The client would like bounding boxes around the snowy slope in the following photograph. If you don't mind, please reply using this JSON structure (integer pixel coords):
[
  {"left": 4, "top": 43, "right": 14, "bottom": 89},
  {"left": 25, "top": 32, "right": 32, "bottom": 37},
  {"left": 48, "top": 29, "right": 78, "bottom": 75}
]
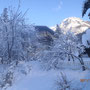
[
  {"left": 8, "top": 69, "right": 90, "bottom": 90},
  {"left": 51, "top": 17, "right": 90, "bottom": 35}
]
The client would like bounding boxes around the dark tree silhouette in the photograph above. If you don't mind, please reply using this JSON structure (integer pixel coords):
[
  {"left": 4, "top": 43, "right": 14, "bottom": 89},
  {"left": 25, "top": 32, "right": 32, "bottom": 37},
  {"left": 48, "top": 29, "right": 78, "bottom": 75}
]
[{"left": 82, "top": 0, "right": 90, "bottom": 18}]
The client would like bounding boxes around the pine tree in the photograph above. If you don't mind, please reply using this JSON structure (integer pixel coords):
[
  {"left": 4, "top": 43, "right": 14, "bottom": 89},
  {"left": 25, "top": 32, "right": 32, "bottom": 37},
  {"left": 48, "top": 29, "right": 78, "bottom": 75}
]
[
  {"left": 56, "top": 24, "right": 62, "bottom": 34},
  {"left": 2, "top": 8, "right": 8, "bottom": 23}
]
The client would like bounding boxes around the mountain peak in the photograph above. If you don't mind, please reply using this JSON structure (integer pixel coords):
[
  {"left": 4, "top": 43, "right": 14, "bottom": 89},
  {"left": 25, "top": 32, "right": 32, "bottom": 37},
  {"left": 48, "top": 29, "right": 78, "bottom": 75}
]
[
  {"left": 63, "top": 17, "right": 83, "bottom": 22},
  {"left": 51, "top": 17, "right": 90, "bottom": 35}
]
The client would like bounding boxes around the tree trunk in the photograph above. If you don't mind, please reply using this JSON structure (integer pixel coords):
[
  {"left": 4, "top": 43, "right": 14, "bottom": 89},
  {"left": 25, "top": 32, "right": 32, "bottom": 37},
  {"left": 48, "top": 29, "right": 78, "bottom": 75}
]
[{"left": 79, "top": 56, "right": 86, "bottom": 71}]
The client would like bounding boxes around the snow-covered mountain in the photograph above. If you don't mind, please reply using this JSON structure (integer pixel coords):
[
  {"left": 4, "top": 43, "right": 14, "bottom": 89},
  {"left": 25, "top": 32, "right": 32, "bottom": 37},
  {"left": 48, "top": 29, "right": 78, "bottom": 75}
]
[{"left": 51, "top": 17, "right": 90, "bottom": 35}]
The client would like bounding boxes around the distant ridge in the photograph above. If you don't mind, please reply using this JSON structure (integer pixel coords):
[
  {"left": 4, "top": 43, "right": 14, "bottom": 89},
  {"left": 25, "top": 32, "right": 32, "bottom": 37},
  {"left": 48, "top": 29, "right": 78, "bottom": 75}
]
[{"left": 35, "top": 26, "right": 54, "bottom": 35}]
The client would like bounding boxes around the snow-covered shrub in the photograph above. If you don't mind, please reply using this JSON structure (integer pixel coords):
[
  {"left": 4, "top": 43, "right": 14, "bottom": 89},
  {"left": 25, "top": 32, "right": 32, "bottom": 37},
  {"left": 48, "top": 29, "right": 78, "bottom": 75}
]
[
  {"left": 39, "top": 32, "right": 78, "bottom": 67},
  {"left": 0, "top": 71, "right": 14, "bottom": 89},
  {"left": 38, "top": 31, "right": 86, "bottom": 71},
  {"left": 56, "top": 72, "right": 71, "bottom": 90},
  {"left": 56, "top": 72, "right": 83, "bottom": 90},
  {"left": 54, "top": 32, "right": 79, "bottom": 61}
]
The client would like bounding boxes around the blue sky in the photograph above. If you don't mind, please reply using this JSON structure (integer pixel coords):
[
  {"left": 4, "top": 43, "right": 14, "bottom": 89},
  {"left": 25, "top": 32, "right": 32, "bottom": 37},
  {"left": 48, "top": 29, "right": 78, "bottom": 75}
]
[{"left": 0, "top": 0, "right": 89, "bottom": 26}]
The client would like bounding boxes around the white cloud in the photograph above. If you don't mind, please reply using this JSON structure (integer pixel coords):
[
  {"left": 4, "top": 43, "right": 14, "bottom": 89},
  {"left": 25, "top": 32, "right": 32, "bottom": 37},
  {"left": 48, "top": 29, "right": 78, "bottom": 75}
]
[{"left": 53, "top": 0, "right": 63, "bottom": 11}]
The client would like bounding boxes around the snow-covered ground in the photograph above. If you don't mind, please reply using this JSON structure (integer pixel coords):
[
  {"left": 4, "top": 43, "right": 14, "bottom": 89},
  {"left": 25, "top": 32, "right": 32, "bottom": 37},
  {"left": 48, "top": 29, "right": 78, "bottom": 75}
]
[{"left": 7, "top": 58, "right": 90, "bottom": 90}]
